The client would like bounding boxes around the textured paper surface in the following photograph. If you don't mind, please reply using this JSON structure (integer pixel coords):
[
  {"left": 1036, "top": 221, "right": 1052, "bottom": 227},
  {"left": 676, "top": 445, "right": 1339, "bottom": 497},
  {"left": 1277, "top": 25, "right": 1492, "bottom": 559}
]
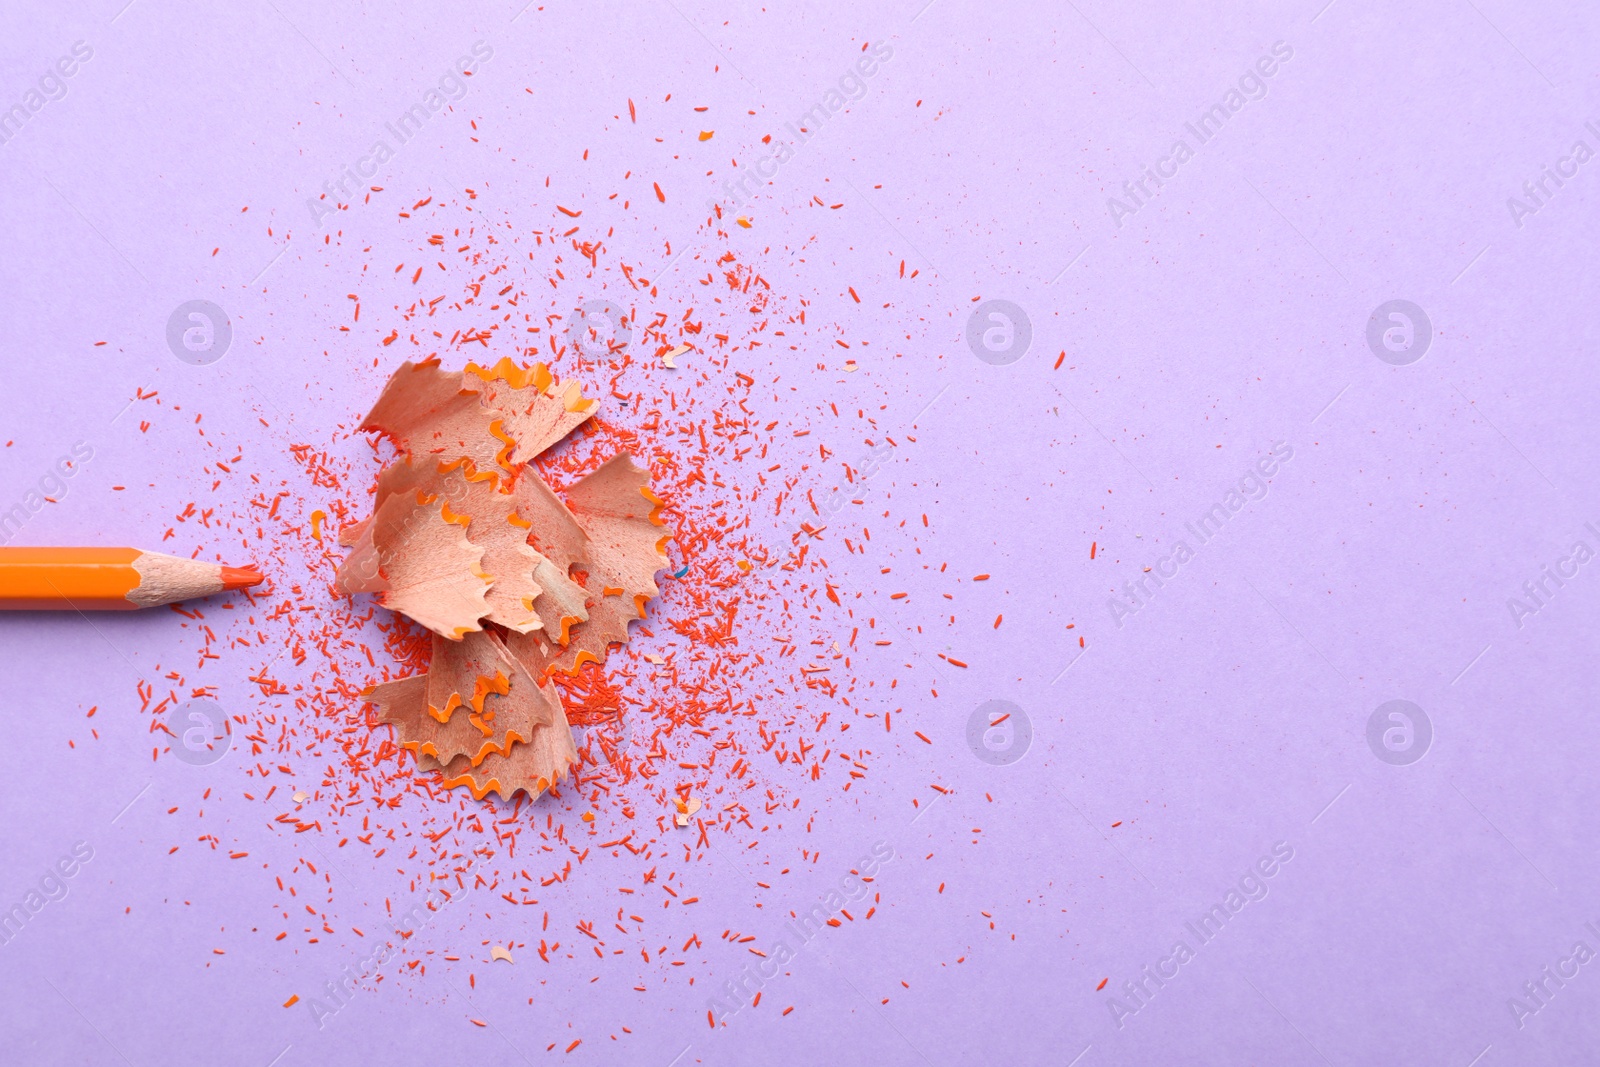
[{"left": 4, "top": 4, "right": 1600, "bottom": 1066}]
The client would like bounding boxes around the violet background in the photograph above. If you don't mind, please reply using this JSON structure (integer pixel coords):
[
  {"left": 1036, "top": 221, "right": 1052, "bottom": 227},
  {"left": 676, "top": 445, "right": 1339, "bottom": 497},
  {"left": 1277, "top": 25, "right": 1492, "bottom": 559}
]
[{"left": 2, "top": 0, "right": 1599, "bottom": 1064}]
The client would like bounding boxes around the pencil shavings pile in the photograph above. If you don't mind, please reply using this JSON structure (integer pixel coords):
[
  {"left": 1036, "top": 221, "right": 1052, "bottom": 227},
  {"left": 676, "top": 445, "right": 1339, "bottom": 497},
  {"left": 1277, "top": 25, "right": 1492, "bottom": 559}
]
[{"left": 337, "top": 357, "right": 671, "bottom": 802}]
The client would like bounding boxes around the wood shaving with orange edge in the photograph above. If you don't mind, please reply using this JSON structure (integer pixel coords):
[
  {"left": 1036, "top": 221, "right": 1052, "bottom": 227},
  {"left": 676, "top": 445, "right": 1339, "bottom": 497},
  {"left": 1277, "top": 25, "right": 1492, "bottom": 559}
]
[{"left": 341, "top": 360, "right": 671, "bottom": 801}]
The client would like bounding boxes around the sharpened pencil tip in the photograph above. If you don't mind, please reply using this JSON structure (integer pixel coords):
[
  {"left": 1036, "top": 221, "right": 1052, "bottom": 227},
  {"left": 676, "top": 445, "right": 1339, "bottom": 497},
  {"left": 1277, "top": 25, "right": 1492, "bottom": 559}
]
[{"left": 221, "top": 566, "right": 263, "bottom": 591}]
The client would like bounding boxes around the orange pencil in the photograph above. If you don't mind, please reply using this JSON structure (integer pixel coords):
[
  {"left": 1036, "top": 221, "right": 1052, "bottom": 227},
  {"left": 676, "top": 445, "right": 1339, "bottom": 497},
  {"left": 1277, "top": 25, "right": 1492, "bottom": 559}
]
[{"left": 0, "top": 547, "right": 263, "bottom": 610}]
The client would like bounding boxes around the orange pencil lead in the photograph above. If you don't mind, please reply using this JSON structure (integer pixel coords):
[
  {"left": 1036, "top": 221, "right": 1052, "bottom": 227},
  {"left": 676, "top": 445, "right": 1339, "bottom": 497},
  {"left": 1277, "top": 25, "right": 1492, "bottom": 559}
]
[{"left": 221, "top": 566, "right": 264, "bottom": 591}]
